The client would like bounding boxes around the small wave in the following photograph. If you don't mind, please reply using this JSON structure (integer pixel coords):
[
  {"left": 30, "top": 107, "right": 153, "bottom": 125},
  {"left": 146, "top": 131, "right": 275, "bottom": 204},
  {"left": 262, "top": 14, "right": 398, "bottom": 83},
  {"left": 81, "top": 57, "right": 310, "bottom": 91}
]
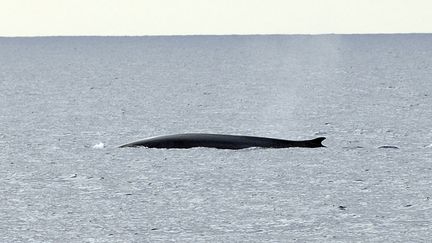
[{"left": 92, "top": 142, "right": 105, "bottom": 149}]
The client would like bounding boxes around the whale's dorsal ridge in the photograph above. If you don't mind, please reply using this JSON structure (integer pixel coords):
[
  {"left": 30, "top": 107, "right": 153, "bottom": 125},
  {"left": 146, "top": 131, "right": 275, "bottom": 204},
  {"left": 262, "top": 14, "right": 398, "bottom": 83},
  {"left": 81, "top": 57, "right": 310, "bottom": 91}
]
[{"left": 119, "top": 133, "right": 327, "bottom": 149}]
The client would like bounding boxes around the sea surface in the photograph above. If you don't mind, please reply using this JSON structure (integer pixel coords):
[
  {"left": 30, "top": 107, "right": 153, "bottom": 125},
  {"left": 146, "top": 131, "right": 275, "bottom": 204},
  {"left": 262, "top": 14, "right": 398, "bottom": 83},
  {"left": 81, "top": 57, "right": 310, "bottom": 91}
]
[{"left": 1, "top": 35, "right": 432, "bottom": 242}]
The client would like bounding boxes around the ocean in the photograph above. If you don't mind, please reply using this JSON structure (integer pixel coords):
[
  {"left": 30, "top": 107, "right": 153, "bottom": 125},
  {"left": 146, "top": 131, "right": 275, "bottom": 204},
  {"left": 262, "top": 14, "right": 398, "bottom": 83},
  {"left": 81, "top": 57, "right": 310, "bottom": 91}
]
[{"left": 1, "top": 35, "right": 431, "bottom": 242}]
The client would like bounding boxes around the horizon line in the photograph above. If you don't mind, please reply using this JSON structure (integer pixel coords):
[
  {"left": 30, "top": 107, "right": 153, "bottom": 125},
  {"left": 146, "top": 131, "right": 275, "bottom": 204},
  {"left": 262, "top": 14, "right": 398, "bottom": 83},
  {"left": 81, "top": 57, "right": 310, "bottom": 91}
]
[{"left": 1, "top": 32, "right": 431, "bottom": 38}]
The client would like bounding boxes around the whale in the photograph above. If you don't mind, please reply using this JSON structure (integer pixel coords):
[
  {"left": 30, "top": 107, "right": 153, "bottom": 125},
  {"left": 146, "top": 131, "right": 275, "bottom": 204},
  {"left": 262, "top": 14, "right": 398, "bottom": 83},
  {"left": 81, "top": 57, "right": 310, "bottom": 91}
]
[{"left": 119, "top": 133, "right": 326, "bottom": 149}]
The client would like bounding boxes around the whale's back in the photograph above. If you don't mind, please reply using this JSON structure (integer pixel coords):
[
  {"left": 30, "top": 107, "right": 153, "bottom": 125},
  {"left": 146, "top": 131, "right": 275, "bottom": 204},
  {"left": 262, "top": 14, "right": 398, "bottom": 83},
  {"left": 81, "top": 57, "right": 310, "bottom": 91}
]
[{"left": 119, "top": 133, "right": 326, "bottom": 149}]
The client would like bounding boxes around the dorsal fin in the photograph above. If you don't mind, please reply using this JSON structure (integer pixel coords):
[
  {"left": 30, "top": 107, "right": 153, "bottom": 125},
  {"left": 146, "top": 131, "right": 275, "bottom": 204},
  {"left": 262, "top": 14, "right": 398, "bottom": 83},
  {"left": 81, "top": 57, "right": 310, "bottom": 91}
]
[{"left": 310, "top": 137, "right": 326, "bottom": 147}]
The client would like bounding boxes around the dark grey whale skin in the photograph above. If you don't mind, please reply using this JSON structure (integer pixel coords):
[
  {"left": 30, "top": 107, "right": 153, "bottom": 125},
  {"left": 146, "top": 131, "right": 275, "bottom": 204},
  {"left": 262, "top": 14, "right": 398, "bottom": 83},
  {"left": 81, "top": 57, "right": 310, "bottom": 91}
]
[{"left": 119, "top": 133, "right": 326, "bottom": 149}]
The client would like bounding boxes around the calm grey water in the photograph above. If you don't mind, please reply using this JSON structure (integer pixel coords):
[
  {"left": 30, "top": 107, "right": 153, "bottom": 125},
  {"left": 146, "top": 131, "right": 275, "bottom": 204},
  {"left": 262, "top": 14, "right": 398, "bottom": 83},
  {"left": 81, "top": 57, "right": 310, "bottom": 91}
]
[{"left": 1, "top": 35, "right": 432, "bottom": 242}]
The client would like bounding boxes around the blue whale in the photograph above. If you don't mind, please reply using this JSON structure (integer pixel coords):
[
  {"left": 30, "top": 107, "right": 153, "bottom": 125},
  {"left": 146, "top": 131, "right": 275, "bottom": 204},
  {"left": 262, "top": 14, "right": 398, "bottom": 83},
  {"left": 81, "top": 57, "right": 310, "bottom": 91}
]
[{"left": 119, "top": 133, "right": 326, "bottom": 149}]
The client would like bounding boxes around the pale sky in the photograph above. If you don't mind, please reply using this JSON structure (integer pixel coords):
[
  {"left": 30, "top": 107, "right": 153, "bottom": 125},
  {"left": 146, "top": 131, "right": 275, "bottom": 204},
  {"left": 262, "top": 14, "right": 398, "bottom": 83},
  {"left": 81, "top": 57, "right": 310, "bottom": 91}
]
[{"left": 1, "top": 0, "right": 431, "bottom": 36}]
